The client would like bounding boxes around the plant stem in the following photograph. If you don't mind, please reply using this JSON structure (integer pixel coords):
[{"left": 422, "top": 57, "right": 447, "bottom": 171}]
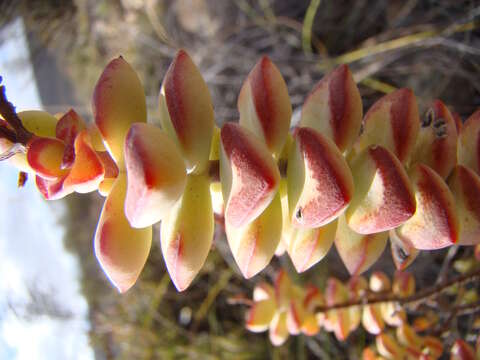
[
  {"left": 0, "top": 80, "right": 33, "bottom": 145},
  {"left": 314, "top": 268, "right": 480, "bottom": 313}
]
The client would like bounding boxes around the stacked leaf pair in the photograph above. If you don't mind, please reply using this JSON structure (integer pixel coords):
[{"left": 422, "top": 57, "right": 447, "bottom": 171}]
[
  {"left": 92, "top": 51, "right": 215, "bottom": 292},
  {"left": 0, "top": 109, "right": 119, "bottom": 199}
]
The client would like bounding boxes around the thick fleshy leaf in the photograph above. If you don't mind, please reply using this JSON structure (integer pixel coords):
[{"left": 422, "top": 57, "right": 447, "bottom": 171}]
[
  {"left": 347, "top": 307, "right": 363, "bottom": 334},
  {"left": 225, "top": 193, "right": 282, "bottom": 278},
  {"left": 274, "top": 269, "right": 293, "bottom": 311},
  {"left": 457, "top": 109, "right": 480, "bottom": 175},
  {"left": 1, "top": 111, "right": 58, "bottom": 173},
  {"left": 453, "top": 112, "right": 463, "bottom": 133},
  {"left": 397, "top": 164, "right": 458, "bottom": 250},
  {"left": 159, "top": 49, "right": 214, "bottom": 174},
  {"left": 96, "top": 151, "right": 119, "bottom": 179},
  {"left": 124, "top": 123, "right": 187, "bottom": 228},
  {"left": 301, "top": 286, "right": 324, "bottom": 335},
  {"left": 283, "top": 151, "right": 338, "bottom": 270},
  {"left": 253, "top": 282, "right": 275, "bottom": 301},
  {"left": 347, "top": 276, "right": 368, "bottom": 331},
  {"left": 64, "top": 130, "right": 105, "bottom": 193},
  {"left": 238, "top": 56, "right": 292, "bottom": 158},
  {"left": 160, "top": 174, "right": 214, "bottom": 291},
  {"left": 56, "top": 109, "right": 87, "bottom": 169},
  {"left": 301, "top": 64, "right": 362, "bottom": 153},
  {"left": 209, "top": 125, "right": 220, "bottom": 161},
  {"left": 362, "top": 271, "right": 390, "bottom": 335},
  {"left": 448, "top": 165, "right": 480, "bottom": 245},
  {"left": 423, "top": 336, "right": 443, "bottom": 358},
  {"left": 278, "top": 132, "right": 294, "bottom": 162},
  {"left": 370, "top": 271, "right": 391, "bottom": 292},
  {"left": 274, "top": 238, "right": 287, "bottom": 257},
  {"left": 98, "top": 177, "right": 115, "bottom": 197},
  {"left": 347, "top": 276, "right": 368, "bottom": 300},
  {"left": 279, "top": 179, "right": 294, "bottom": 251},
  {"left": 380, "top": 301, "right": 406, "bottom": 327},
  {"left": 246, "top": 298, "right": 276, "bottom": 332},
  {"left": 451, "top": 339, "right": 475, "bottom": 360},
  {"left": 20, "top": 110, "right": 58, "bottom": 137},
  {"left": 288, "top": 220, "right": 337, "bottom": 273},
  {"left": 56, "top": 109, "right": 86, "bottom": 144},
  {"left": 35, "top": 174, "right": 73, "bottom": 200},
  {"left": 286, "top": 286, "right": 307, "bottom": 335},
  {"left": 269, "top": 311, "right": 289, "bottom": 346},
  {"left": 373, "top": 271, "right": 406, "bottom": 329},
  {"left": 351, "top": 88, "right": 419, "bottom": 163},
  {"left": 335, "top": 214, "right": 388, "bottom": 275},
  {"left": 376, "top": 333, "right": 405, "bottom": 359},
  {"left": 93, "top": 56, "right": 147, "bottom": 169},
  {"left": 346, "top": 145, "right": 416, "bottom": 234},
  {"left": 396, "top": 324, "right": 423, "bottom": 352},
  {"left": 325, "top": 278, "right": 351, "bottom": 341},
  {"left": 300, "top": 314, "right": 320, "bottom": 336},
  {"left": 210, "top": 182, "right": 224, "bottom": 216},
  {"left": 362, "top": 304, "right": 385, "bottom": 335},
  {"left": 393, "top": 271, "right": 415, "bottom": 297},
  {"left": 220, "top": 122, "right": 280, "bottom": 228},
  {"left": 389, "top": 228, "right": 419, "bottom": 270},
  {"left": 287, "top": 127, "right": 354, "bottom": 228},
  {"left": 94, "top": 175, "right": 152, "bottom": 293},
  {"left": 87, "top": 123, "right": 107, "bottom": 152},
  {"left": 27, "top": 137, "right": 68, "bottom": 179},
  {"left": 408, "top": 100, "right": 457, "bottom": 179},
  {"left": 347, "top": 276, "right": 367, "bottom": 333}
]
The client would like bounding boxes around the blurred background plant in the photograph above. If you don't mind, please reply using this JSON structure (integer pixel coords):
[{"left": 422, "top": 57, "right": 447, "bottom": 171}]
[{"left": 0, "top": 0, "right": 479, "bottom": 358}]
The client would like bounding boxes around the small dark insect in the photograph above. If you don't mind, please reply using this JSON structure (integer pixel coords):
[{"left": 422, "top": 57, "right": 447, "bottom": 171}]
[
  {"left": 433, "top": 117, "right": 447, "bottom": 139},
  {"left": 422, "top": 108, "right": 447, "bottom": 139},
  {"left": 422, "top": 108, "right": 435, "bottom": 127},
  {"left": 296, "top": 208, "right": 303, "bottom": 221},
  {"left": 17, "top": 171, "right": 28, "bottom": 188},
  {"left": 393, "top": 242, "right": 409, "bottom": 262}
]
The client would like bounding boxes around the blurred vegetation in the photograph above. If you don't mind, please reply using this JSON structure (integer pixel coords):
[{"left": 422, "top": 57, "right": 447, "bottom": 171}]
[{"left": 1, "top": 0, "right": 480, "bottom": 358}]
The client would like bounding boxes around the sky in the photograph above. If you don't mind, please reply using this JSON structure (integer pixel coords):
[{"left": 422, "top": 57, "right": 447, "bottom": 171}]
[{"left": 0, "top": 19, "right": 94, "bottom": 360}]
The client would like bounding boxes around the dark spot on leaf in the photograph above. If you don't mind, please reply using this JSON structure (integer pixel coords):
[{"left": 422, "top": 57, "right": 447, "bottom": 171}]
[
  {"left": 394, "top": 243, "right": 409, "bottom": 262},
  {"left": 422, "top": 108, "right": 435, "bottom": 128},
  {"left": 296, "top": 208, "right": 303, "bottom": 220}
]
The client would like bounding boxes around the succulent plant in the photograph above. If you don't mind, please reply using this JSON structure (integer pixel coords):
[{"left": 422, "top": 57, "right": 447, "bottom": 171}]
[{"left": 1, "top": 48, "right": 480, "bottom": 296}]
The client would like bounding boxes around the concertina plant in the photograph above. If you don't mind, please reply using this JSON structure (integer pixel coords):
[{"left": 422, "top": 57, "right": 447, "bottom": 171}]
[
  {"left": 1, "top": 49, "right": 480, "bottom": 296},
  {"left": 239, "top": 267, "right": 480, "bottom": 358}
]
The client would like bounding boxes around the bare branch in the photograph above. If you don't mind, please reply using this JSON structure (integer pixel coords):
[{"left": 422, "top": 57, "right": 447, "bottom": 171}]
[
  {"left": 0, "top": 78, "right": 33, "bottom": 145},
  {"left": 315, "top": 268, "right": 480, "bottom": 313}
]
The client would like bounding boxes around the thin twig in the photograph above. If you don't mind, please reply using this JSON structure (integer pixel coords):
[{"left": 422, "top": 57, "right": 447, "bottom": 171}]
[
  {"left": 0, "top": 120, "right": 17, "bottom": 143},
  {"left": 315, "top": 268, "right": 480, "bottom": 313},
  {"left": 454, "top": 300, "right": 480, "bottom": 316},
  {"left": 0, "top": 80, "right": 33, "bottom": 145},
  {"left": 226, "top": 294, "right": 254, "bottom": 306},
  {"left": 436, "top": 246, "right": 459, "bottom": 285}
]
